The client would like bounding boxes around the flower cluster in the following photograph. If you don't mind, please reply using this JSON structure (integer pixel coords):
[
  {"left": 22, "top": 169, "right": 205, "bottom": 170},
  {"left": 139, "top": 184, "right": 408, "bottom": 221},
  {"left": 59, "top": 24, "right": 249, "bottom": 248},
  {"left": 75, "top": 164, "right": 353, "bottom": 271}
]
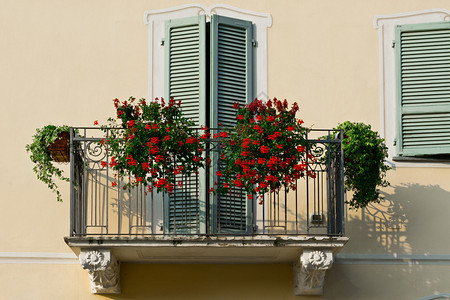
[
  {"left": 100, "top": 97, "right": 204, "bottom": 194},
  {"left": 215, "top": 98, "right": 315, "bottom": 201}
]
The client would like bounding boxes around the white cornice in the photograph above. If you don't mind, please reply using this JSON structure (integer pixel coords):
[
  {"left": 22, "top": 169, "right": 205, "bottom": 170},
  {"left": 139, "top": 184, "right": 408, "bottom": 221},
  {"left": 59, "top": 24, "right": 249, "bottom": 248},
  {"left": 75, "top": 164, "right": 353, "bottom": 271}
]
[
  {"left": 144, "top": 3, "right": 272, "bottom": 26},
  {"left": 336, "top": 253, "right": 450, "bottom": 265},
  {"left": 373, "top": 8, "right": 450, "bottom": 28},
  {"left": 0, "top": 252, "right": 78, "bottom": 264}
]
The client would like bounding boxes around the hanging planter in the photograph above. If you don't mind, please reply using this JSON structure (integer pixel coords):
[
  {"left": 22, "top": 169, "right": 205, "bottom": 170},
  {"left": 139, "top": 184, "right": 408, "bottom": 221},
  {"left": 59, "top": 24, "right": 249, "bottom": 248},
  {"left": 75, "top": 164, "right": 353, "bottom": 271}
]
[
  {"left": 26, "top": 125, "right": 71, "bottom": 201},
  {"left": 49, "top": 131, "right": 70, "bottom": 163}
]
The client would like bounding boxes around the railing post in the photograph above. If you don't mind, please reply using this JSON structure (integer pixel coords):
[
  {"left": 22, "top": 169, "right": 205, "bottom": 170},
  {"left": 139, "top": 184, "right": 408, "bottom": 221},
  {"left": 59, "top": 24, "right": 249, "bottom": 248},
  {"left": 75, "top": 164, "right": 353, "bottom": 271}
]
[
  {"left": 326, "top": 131, "right": 335, "bottom": 236},
  {"left": 336, "top": 131, "right": 345, "bottom": 235},
  {"left": 69, "top": 127, "right": 75, "bottom": 236}
]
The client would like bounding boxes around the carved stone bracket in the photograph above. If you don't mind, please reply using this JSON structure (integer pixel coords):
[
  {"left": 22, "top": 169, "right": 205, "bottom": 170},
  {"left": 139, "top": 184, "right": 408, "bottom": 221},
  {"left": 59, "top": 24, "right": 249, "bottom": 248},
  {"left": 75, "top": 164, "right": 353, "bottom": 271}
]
[
  {"left": 293, "top": 249, "right": 334, "bottom": 295},
  {"left": 79, "top": 249, "right": 120, "bottom": 294}
]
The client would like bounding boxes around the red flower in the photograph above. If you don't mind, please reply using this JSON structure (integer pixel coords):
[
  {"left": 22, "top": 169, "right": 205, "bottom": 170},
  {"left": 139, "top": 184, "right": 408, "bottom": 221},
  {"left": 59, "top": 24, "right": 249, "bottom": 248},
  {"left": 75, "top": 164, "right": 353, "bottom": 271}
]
[
  {"left": 219, "top": 132, "right": 228, "bottom": 138},
  {"left": 276, "top": 144, "right": 283, "bottom": 149},
  {"left": 216, "top": 171, "right": 223, "bottom": 177},
  {"left": 267, "top": 116, "right": 275, "bottom": 122},
  {"left": 258, "top": 158, "right": 266, "bottom": 164},
  {"left": 297, "top": 119, "right": 304, "bottom": 125},
  {"left": 256, "top": 115, "right": 263, "bottom": 121},
  {"left": 111, "top": 181, "right": 117, "bottom": 187},
  {"left": 149, "top": 146, "right": 159, "bottom": 154},
  {"left": 128, "top": 120, "right": 135, "bottom": 127},
  {"left": 296, "top": 146, "right": 305, "bottom": 152},
  {"left": 307, "top": 171, "right": 317, "bottom": 178},
  {"left": 164, "top": 135, "right": 170, "bottom": 141},
  {"left": 186, "top": 137, "right": 196, "bottom": 144},
  {"left": 94, "top": 120, "right": 98, "bottom": 125},
  {"left": 150, "top": 137, "right": 159, "bottom": 144},
  {"left": 287, "top": 126, "right": 296, "bottom": 131},
  {"left": 145, "top": 124, "right": 151, "bottom": 129},
  {"left": 109, "top": 157, "right": 117, "bottom": 167},
  {"left": 233, "top": 102, "right": 240, "bottom": 109},
  {"left": 101, "top": 161, "right": 107, "bottom": 168},
  {"left": 136, "top": 177, "right": 143, "bottom": 182},
  {"left": 241, "top": 151, "right": 250, "bottom": 157},
  {"left": 237, "top": 114, "right": 244, "bottom": 120},
  {"left": 261, "top": 146, "right": 270, "bottom": 153},
  {"left": 193, "top": 156, "right": 201, "bottom": 162}
]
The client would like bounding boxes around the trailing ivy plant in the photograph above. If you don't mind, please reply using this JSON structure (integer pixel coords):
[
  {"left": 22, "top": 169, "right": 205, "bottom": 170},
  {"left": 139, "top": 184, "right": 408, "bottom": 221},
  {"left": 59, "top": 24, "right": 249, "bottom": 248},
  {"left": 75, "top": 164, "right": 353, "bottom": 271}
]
[
  {"left": 26, "top": 125, "right": 71, "bottom": 201},
  {"left": 336, "top": 121, "right": 390, "bottom": 209}
]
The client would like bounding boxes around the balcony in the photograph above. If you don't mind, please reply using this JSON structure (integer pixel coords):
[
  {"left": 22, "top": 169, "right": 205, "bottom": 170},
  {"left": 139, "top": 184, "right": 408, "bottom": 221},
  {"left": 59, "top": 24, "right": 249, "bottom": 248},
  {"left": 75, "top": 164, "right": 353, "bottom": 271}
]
[{"left": 64, "top": 127, "right": 348, "bottom": 295}]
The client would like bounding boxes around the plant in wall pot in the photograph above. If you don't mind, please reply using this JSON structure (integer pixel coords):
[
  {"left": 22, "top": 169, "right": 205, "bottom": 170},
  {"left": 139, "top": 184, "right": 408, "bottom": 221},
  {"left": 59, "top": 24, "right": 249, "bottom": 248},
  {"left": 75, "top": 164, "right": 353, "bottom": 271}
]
[
  {"left": 26, "top": 125, "right": 71, "bottom": 202},
  {"left": 335, "top": 121, "right": 391, "bottom": 209}
]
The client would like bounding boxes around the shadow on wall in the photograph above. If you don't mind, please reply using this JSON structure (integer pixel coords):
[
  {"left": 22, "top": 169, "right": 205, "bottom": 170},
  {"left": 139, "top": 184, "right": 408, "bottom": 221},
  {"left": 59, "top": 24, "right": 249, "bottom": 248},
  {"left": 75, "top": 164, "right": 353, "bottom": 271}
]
[
  {"left": 323, "top": 183, "right": 450, "bottom": 300},
  {"left": 346, "top": 183, "right": 450, "bottom": 254}
]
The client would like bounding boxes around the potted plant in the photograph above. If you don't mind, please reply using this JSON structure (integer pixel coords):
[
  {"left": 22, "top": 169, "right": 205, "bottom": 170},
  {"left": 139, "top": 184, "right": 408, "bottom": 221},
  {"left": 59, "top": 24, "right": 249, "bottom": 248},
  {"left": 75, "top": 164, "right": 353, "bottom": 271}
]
[
  {"left": 334, "top": 121, "right": 390, "bottom": 209},
  {"left": 99, "top": 97, "right": 205, "bottom": 193},
  {"left": 26, "top": 125, "right": 71, "bottom": 201},
  {"left": 216, "top": 98, "right": 314, "bottom": 203}
]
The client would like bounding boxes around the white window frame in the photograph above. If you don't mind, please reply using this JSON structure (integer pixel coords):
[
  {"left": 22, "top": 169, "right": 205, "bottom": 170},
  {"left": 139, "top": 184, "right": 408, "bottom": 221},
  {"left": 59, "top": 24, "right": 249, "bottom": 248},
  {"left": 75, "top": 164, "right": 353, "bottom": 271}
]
[
  {"left": 374, "top": 9, "right": 450, "bottom": 168},
  {"left": 144, "top": 4, "right": 272, "bottom": 101}
]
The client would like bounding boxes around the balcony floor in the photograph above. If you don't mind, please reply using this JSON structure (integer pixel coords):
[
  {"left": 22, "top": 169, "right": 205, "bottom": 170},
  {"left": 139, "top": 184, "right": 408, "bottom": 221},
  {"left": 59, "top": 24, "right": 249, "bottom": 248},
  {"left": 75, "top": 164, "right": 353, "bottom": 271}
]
[{"left": 65, "top": 235, "right": 349, "bottom": 264}]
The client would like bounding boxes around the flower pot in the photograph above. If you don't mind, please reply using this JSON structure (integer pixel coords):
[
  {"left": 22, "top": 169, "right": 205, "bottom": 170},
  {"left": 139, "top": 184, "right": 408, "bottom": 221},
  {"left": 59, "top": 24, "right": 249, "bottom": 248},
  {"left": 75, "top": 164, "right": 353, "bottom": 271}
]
[{"left": 49, "top": 132, "right": 70, "bottom": 162}]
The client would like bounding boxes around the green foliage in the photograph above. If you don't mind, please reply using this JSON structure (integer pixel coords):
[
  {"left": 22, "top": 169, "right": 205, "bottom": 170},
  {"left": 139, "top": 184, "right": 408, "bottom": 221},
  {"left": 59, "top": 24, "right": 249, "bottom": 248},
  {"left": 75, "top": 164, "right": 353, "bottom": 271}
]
[
  {"left": 336, "top": 121, "right": 390, "bottom": 209},
  {"left": 26, "top": 125, "right": 71, "bottom": 202}
]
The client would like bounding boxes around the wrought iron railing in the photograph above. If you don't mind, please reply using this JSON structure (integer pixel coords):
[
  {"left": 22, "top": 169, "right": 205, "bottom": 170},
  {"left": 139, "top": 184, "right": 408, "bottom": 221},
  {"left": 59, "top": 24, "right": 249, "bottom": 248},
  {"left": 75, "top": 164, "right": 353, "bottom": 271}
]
[{"left": 69, "top": 127, "right": 344, "bottom": 237}]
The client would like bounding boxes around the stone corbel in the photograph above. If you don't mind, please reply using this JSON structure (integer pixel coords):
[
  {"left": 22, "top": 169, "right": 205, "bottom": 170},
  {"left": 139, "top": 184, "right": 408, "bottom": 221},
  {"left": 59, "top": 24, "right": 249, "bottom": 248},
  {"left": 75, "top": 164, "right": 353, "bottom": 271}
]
[
  {"left": 79, "top": 249, "right": 120, "bottom": 294},
  {"left": 293, "top": 249, "right": 334, "bottom": 296}
]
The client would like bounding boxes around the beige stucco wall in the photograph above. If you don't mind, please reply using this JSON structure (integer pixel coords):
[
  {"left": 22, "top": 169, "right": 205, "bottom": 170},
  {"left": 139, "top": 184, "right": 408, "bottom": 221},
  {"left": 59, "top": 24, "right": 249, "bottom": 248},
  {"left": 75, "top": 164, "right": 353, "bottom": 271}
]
[{"left": 1, "top": 0, "right": 450, "bottom": 299}]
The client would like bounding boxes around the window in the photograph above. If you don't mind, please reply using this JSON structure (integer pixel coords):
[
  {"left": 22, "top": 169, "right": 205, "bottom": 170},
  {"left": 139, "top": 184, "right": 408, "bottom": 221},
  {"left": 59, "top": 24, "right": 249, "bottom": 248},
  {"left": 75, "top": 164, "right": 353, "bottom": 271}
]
[
  {"left": 394, "top": 22, "right": 450, "bottom": 157},
  {"left": 164, "top": 14, "right": 253, "bottom": 234},
  {"left": 144, "top": 4, "right": 272, "bottom": 234},
  {"left": 374, "top": 9, "right": 450, "bottom": 165}
]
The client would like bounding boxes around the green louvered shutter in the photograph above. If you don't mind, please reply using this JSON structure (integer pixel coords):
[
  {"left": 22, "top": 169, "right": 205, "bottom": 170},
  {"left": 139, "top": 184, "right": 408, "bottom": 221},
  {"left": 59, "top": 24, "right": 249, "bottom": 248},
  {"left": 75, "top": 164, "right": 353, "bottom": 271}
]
[
  {"left": 395, "top": 22, "right": 450, "bottom": 156},
  {"left": 164, "top": 15, "right": 207, "bottom": 234},
  {"left": 210, "top": 15, "right": 254, "bottom": 234}
]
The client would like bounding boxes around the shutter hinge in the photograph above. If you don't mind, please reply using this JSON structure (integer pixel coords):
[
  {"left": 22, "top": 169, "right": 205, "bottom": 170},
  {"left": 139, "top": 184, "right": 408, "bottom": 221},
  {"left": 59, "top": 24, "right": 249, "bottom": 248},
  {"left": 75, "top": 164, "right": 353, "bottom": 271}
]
[
  {"left": 392, "top": 40, "right": 396, "bottom": 48},
  {"left": 393, "top": 138, "right": 397, "bottom": 146},
  {"left": 252, "top": 224, "right": 258, "bottom": 232},
  {"left": 161, "top": 38, "right": 165, "bottom": 46},
  {"left": 252, "top": 39, "right": 258, "bottom": 47}
]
